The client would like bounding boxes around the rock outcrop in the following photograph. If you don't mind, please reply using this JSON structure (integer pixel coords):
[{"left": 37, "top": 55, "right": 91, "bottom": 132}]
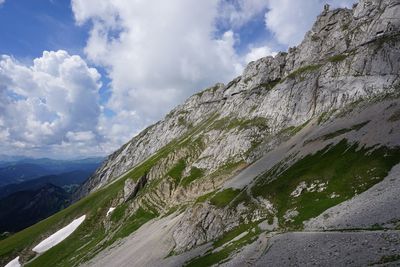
[{"left": 76, "top": 0, "right": 400, "bottom": 199}]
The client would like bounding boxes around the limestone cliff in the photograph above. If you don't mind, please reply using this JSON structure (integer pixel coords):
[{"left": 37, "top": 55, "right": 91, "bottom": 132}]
[{"left": 77, "top": 0, "right": 400, "bottom": 198}]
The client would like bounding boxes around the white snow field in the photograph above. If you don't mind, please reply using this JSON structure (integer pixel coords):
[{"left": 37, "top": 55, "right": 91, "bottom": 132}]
[
  {"left": 106, "top": 207, "right": 116, "bottom": 216},
  {"left": 32, "top": 215, "right": 86, "bottom": 253},
  {"left": 5, "top": 256, "right": 20, "bottom": 267}
]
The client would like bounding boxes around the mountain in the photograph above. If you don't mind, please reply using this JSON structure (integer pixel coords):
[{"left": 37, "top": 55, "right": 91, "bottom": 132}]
[
  {"left": 2, "top": 0, "right": 400, "bottom": 266},
  {"left": 0, "top": 184, "right": 70, "bottom": 233},
  {"left": 0, "top": 170, "right": 92, "bottom": 199},
  {"left": 0, "top": 159, "right": 102, "bottom": 235},
  {"left": 0, "top": 157, "right": 103, "bottom": 187},
  {"left": 0, "top": 164, "right": 53, "bottom": 187}
]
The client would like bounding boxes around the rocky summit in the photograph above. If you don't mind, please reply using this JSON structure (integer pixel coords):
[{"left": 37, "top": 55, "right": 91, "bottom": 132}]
[{"left": 2, "top": 0, "right": 400, "bottom": 266}]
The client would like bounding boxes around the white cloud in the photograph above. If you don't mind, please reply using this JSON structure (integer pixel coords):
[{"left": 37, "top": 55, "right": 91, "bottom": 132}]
[
  {"left": 71, "top": 0, "right": 245, "bottom": 147},
  {"left": 0, "top": 50, "right": 103, "bottom": 158},
  {"left": 1, "top": 0, "right": 360, "bottom": 159},
  {"left": 1, "top": 1, "right": 278, "bottom": 158},
  {"left": 0, "top": 0, "right": 5, "bottom": 6},
  {"left": 245, "top": 46, "right": 277, "bottom": 64},
  {"left": 67, "top": 0, "right": 358, "bottom": 157},
  {"left": 218, "top": 0, "right": 269, "bottom": 28},
  {"left": 265, "top": 0, "right": 356, "bottom": 47}
]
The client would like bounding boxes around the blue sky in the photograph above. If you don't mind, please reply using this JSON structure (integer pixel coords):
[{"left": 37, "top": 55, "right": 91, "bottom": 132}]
[
  {"left": 0, "top": 0, "right": 355, "bottom": 159},
  {"left": 0, "top": 0, "right": 86, "bottom": 59},
  {"left": 0, "top": 0, "right": 271, "bottom": 115},
  {"left": 0, "top": 0, "right": 115, "bottom": 107}
]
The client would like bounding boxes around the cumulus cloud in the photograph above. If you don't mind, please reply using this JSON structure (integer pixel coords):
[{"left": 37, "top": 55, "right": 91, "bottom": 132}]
[
  {"left": 1, "top": 0, "right": 359, "bottom": 159},
  {"left": 265, "top": 0, "right": 356, "bottom": 47},
  {"left": 66, "top": 0, "right": 357, "bottom": 157},
  {"left": 0, "top": 50, "right": 103, "bottom": 158},
  {"left": 71, "top": 0, "right": 246, "bottom": 146},
  {"left": 218, "top": 0, "right": 269, "bottom": 28},
  {"left": 245, "top": 46, "right": 277, "bottom": 64}
]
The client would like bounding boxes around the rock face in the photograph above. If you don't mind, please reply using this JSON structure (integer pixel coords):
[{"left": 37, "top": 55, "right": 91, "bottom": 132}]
[
  {"left": 76, "top": 0, "right": 400, "bottom": 200},
  {"left": 6, "top": 1, "right": 400, "bottom": 267}
]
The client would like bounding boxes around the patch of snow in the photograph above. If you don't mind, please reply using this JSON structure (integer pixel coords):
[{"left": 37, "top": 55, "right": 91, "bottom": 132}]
[
  {"left": 5, "top": 256, "right": 20, "bottom": 267},
  {"left": 107, "top": 207, "right": 116, "bottom": 216},
  {"left": 32, "top": 215, "right": 86, "bottom": 253}
]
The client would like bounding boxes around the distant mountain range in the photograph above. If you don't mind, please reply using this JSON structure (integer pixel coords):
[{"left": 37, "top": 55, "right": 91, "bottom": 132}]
[
  {"left": 0, "top": 170, "right": 92, "bottom": 199},
  {"left": 0, "top": 157, "right": 103, "bottom": 234},
  {"left": 0, "top": 184, "right": 71, "bottom": 233},
  {"left": 0, "top": 157, "right": 103, "bottom": 187}
]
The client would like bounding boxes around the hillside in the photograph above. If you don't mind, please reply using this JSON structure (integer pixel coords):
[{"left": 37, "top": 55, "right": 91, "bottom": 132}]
[
  {"left": 1, "top": 0, "right": 400, "bottom": 266},
  {"left": 0, "top": 184, "right": 70, "bottom": 233}
]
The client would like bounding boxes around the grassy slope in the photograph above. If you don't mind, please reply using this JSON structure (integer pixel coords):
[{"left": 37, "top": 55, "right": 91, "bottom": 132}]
[
  {"left": 0, "top": 113, "right": 220, "bottom": 266},
  {"left": 185, "top": 138, "right": 400, "bottom": 266},
  {"left": 252, "top": 139, "right": 400, "bottom": 229}
]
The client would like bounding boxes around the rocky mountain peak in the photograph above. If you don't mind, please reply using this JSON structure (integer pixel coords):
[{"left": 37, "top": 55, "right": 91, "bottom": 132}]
[{"left": 75, "top": 0, "right": 400, "bottom": 200}]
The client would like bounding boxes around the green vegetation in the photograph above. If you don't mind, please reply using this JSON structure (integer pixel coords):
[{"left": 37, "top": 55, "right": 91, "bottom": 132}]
[
  {"left": 287, "top": 64, "right": 322, "bottom": 80},
  {"left": 184, "top": 223, "right": 260, "bottom": 267},
  {"left": 321, "top": 121, "right": 370, "bottom": 140},
  {"left": 252, "top": 139, "right": 400, "bottom": 229},
  {"left": 0, "top": 113, "right": 220, "bottom": 266},
  {"left": 328, "top": 53, "right": 348, "bottom": 63},
  {"left": 178, "top": 116, "right": 186, "bottom": 126},
  {"left": 336, "top": 98, "right": 365, "bottom": 118},
  {"left": 108, "top": 208, "right": 157, "bottom": 243},
  {"left": 279, "top": 120, "right": 311, "bottom": 137},
  {"left": 0, "top": 170, "right": 125, "bottom": 266},
  {"left": 341, "top": 23, "right": 350, "bottom": 31},
  {"left": 374, "top": 33, "right": 400, "bottom": 51},
  {"left": 259, "top": 79, "right": 281, "bottom": 90},
  {"left": 373, "top": 254, "right": 400, "bottom": 265},
  {"left": 208, "top": 161, "right": 247, "bottom": 183},
  {"left": 195, "top": 191, "right": 216, "bottom": 204},
  {"left": 110, "top": 203, "right": 128, "bottom": 222},
  {"left": 210, "top": 116, "right": 269, "bottom": 132},
  {"left": 213, "top": 222, "right": 257, "bottom": 248},
  {"left": 317, "top": 109, "right": 337, "bottom": 125},
  {"left": 168, "top": 159, "right": 187, "bottom": 184},
  {"left": 210, "top": 188, "right": 241, "bottom": 208},
  {"left": 181, "top": 167, "right": 204, "bottom": 187},
  {"left": 388, "top": 109, "right": 400, "bottom": 122}
]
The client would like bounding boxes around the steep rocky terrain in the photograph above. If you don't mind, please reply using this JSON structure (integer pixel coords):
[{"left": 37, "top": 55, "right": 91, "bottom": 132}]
[{"left": 1, "top": 0, "right": 400, "bottom": 266}]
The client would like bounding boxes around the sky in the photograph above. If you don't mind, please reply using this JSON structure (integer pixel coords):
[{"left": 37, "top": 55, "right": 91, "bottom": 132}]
[{"left": 0, "top": 0, "right": 355, "bottom": 159}]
